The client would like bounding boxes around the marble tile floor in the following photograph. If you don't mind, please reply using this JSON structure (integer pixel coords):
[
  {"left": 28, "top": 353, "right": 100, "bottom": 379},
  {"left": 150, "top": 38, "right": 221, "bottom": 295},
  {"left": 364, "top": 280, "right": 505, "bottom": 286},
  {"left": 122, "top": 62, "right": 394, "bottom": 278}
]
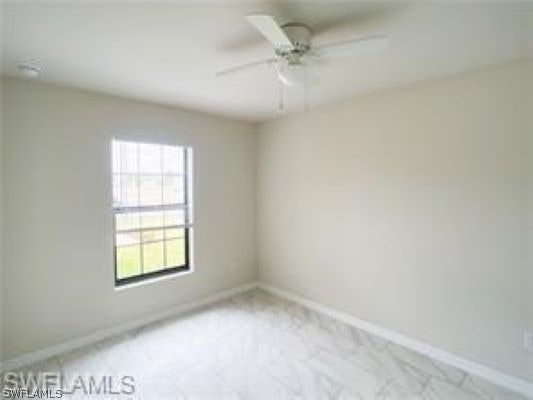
[{"left": 5, "top": 289, "right": 530, "bottom": 399}]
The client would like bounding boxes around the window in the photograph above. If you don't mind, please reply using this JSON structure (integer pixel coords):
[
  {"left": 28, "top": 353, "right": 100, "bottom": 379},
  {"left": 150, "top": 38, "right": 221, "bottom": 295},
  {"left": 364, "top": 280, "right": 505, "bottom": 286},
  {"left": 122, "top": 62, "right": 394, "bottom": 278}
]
[{"left": 112, "top": 140, "right": 192, "bottom": 286}]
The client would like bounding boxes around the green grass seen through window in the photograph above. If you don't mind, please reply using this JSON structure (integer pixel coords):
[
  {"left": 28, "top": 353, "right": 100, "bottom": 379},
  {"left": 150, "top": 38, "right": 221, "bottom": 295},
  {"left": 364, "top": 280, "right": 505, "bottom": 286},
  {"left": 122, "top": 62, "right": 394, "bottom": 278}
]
[{"left": 116, "top": 238, "right": 186, "bottom": 279}]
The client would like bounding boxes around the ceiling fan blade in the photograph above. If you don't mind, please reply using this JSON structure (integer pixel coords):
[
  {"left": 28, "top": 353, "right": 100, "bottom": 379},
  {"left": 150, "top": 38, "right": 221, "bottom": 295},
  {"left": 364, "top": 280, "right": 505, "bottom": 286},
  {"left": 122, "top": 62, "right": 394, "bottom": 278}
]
[
  {"left": 314, "top": 35, "right": 389, "bottom": 58},
  {"left": 216, "top": 57, "right": 277, "bottom": 77},
  {"left": 246, "top": 14, "right": 294, "bottom": 50}
]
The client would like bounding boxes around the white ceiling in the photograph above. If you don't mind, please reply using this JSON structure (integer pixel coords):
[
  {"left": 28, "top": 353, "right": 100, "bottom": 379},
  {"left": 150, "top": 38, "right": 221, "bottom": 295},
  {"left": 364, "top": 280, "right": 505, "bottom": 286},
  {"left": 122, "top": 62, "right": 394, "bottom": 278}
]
[{"left": 2, "top": 1, "right": 532, "bottom": 122}]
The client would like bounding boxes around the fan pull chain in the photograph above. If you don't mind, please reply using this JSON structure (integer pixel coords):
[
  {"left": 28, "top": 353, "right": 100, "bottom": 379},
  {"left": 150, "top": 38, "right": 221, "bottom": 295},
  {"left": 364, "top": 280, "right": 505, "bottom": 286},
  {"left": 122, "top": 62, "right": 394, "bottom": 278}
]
[
  {"left": 278, "top": 79, "right": 285, "bottom": 113},
  {"left": 304, "top": 67, "right": 309, "bottom": 112}
]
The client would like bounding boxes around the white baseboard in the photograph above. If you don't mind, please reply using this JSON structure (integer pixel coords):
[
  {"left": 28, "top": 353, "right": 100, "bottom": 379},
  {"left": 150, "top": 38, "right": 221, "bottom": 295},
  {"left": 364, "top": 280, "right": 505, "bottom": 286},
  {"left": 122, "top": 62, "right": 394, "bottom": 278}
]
[
  {"left": 1, "top": 282, "right": 259, "bottom": 373},
  {"left": 258, "top": 283, "right": 533, "bottom": 398}
]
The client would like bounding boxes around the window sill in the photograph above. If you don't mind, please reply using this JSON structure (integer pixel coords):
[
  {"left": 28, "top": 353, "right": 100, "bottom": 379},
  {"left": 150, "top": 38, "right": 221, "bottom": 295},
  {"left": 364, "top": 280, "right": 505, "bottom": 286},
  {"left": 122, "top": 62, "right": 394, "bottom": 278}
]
[{"left": 114, "top": 268, "right": 194, "bottom": 291}]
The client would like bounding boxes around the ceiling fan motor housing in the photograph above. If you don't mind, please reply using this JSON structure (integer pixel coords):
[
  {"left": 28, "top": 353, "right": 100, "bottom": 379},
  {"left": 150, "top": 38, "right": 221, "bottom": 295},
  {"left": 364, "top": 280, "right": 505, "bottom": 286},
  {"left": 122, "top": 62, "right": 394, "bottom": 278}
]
[{"left": 277, "top": 23, "right": 312, "bottom": 58}]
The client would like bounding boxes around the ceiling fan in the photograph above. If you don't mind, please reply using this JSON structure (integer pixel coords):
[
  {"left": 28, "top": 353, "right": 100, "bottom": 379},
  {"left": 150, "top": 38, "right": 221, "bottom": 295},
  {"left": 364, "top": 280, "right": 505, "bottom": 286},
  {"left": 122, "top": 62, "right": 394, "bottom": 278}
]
[{"left": 216, "top": 14, "right": 389, "bottom": 90}]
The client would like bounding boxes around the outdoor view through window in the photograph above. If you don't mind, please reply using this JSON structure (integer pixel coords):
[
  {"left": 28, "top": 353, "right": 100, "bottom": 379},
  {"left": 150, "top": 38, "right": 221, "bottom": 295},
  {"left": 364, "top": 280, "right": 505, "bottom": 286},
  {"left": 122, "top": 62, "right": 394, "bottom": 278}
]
[{"left": 112, "top": 140, "right": 192, "bottom": 286}]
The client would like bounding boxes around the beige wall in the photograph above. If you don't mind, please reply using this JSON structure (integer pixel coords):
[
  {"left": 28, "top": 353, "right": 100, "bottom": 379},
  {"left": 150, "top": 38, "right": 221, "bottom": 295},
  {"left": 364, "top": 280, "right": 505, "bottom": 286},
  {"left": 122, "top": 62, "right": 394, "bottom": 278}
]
[
  {"left": 257, "top": 59, "right": 533, "bottom": 382},
  {"left": 524, "top": 62, "right": 533, "bottom": 368},
  {"left": 1, "top": 78, "right": 257, "bottom": 360},
  {"left": 0, "top": 77, "right": 4, "bottom": 362}
]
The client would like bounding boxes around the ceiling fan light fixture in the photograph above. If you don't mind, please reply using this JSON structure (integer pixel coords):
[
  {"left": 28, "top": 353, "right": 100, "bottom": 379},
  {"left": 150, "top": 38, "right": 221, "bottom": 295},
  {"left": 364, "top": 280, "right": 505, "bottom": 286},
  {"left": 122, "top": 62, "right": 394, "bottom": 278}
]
[{"left": 277, "top": 60, "right": 318, "bottom": 87}]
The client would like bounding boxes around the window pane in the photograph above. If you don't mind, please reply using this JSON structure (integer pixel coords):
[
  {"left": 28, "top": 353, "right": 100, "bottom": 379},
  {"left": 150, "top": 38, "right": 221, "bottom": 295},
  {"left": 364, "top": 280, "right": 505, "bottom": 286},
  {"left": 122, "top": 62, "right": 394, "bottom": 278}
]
[
  {"left": 120, "top": 142, "right": 138, "bottom": 173},
  {"left": 116, "top": 245, "right": 141, "bottom": 279},
  {"left": 143, "top": 241, "right": 164, "bottom": 273},
  {"left": 140, "top": 211, "right": 164, "bottom": 229},
  {"left": 116, "top": 213, "right": 140, "bottom": 231},
  {"left": 165, "top": 228, "right": 184, "bottom": 239},
  {"left": 142, "top": 229, "right": 164, "bottom": 243},
  {"left": 166, "top": 238, "right": 186, "bottom": 267},
  {"left": 165, "top": 210, "right": 185, "bottom": 226},
  {"left": 112, "top": 142, "right": 121, "bottom": 173},
  {"left": 163, "top": 146, "right": 184, "bottom": 174},
  {"left": 116, "top": 231, "right": 140, "bottom": 247},
  {"left": 140, "top": 175, "right": 162, "bottom": 206},
  {"left": 163, "top": 175, "right": 184, "bottom": 204},
  {"left": 113, "top": 174, "right": 121, "bottom": 207},
  {"left": 120, "top": 174, "right": 139, "bottom": 207},
  {"left": 139, "top": 143, "right": 161, "bottom": 174}
]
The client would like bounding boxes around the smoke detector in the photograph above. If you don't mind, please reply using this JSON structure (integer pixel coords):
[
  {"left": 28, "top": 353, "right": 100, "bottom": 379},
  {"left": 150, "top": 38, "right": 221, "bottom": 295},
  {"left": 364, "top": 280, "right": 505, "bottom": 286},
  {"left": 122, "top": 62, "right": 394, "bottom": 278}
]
[{"left": 17, "top": 62, "right": 41, "bottom": 78}]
